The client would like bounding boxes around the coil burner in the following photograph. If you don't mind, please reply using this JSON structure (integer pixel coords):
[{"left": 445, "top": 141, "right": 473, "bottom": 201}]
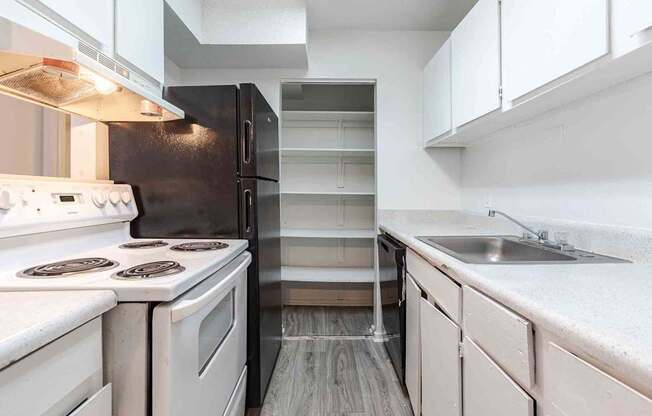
[
  {"left": 119, "top": 240, "right": 169, "bottom": 249},
  {"left": 19, "top": 258, "right": 119, "bottom": 278},
  {"left": 170, "top": 241, "right": 229, "bottom": 252},
  {"left": 113, "top": 261, "right": 185, "bottom": 280}
]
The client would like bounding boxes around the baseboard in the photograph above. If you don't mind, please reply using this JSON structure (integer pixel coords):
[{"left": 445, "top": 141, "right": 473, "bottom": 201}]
[{"left": 282, "top": 281, "right": 373, "bottom": 306}]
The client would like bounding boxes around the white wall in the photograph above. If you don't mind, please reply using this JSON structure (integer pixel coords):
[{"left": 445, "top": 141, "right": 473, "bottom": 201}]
[
  {"left": 0, "top": 94, "right": 43, "bottom": 176},
  {"left": 202, "top": 0, "right": 306, "bottom": 45},
  {"left": 462, "top": 69, "right": 652, "bottom": 230},
  {"left": 173, "top": 30, "right": 462, "bottom": 210}
]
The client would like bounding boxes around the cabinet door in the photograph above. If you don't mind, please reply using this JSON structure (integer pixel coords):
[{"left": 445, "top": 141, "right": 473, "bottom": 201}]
[
  {"left": 420, "top": 298, "right": 461, "bottom": 416},
  {"left": 501, "top": 0, "right": 609, "bottom": 102},
  {"left": 405, "top": 273, "right": 422, "bottom": 415},
  {"left": 451, "top": 0, "right": 501, "bottom": 127},
  {"left": 423, "top": 38, "right": 451, "bottom": 142},
  {"left": 114, "top": 0, "right": 164, "bottom": 84},
  {"left": 546, "top": 343, "right": 652, "bottom": 416},
  {"left": 21, "top": 0, "right": 114, "bottom": 50},
  {"left": 463, "top": 337, "right": 535, "bottom": 416},
  {"left": 612, "top": 0, "right": 652, "bottom": 57}
]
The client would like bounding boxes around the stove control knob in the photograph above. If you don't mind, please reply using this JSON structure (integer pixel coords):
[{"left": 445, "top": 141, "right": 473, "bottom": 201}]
[
  {"left": 92, "top": 191, "right": 107, "bottom": 208},
  {"left": 109, "top": 191, "right": 121, "bottom": 205},
  {"left": 120, "top": 191, "right": 132, "bottom": 205},
  {"left": 0, "top": 190, "right": 13, "bottom": 211}
]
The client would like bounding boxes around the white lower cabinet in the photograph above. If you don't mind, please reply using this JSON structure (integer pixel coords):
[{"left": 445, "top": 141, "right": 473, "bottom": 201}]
[
  {"left": 463, "top": 337, "right": 535, "bottom": 416},
  {"left": 420, "top": 298, "right": 462, "bottom": 416},
  {"left": 0, "top": 318, "right": 110, "bottom": 416},
  {"left": 404, "top": 240, "right": 651, "bottom": 416},
  {"left": 546, "top": 343, "right": 652, "bottom": 416},
  {"left": 68, "top": 384, "right": 112, "bottom": 416},
  {"left": 405, "top": 273, "right": 422, "bottom": 415},
  {"left": 612, "top": 0, "right": 652, "bottom": 57}
]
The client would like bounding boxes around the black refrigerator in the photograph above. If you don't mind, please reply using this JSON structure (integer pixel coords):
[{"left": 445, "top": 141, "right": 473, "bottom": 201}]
[{"left": 108, "top": 84, "right": 281, "bottom": 410}]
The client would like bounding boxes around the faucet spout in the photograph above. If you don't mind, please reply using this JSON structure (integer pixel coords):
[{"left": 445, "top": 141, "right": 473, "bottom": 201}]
[{"left": 487, "top": 209, "right": 547, "bottom": 242}]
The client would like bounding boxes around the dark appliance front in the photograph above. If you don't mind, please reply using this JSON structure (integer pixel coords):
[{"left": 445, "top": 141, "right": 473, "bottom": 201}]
[
  {"left": 239, "top": 83, "right": 280, "bottom": 182},
  {"left": 108, "top": 84, "right": 281, "bottom": 409},
  {"left": 378, "top": 233, "right": 407, "bottom": 384}
]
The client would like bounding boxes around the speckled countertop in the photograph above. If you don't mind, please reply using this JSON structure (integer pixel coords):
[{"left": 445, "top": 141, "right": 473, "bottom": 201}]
[
  {"left": 0, "top": 291, "right": 117, "bottom": 369},
  {"left": 379, "top": 210, "right": 652, "bottom": 397}
]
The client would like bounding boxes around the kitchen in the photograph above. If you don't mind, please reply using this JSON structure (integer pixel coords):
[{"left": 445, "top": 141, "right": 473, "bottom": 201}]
[{"left": 0, "top": 0, "right": 651, "bottom": 415}]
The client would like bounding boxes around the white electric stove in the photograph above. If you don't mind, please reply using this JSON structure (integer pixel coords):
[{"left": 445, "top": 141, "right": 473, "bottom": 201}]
[{"left": 0, "top": 176, "right": 250, "bottom": 416}]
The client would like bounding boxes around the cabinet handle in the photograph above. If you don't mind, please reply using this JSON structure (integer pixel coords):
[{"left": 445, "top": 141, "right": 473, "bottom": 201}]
[
  {"left": 631, "top": 24, "right": 652, "bottom": 38},
  {"left": 242, "top": 120, "right": 253, "bottom": 163},
  {"left": 243, "top": 189, "right": 252, "bottom": 233}
]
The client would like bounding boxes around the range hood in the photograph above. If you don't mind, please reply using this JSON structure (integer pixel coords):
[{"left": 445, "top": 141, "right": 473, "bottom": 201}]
[{"left": 0, "top": 13, "right": 184, "bottom": 122}]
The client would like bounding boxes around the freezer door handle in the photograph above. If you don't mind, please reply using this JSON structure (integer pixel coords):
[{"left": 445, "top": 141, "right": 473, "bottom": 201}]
[
  {"left": 242, "top": 120, "right": 253, "bottom": 164},
  {"left": 243, "top": 189, "right": 253, "bottom": 233}
]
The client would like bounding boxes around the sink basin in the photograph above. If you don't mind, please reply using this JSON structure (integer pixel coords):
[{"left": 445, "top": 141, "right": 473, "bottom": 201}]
[{"left": 416, "top": 236, "right": 628, "bottom": 264}]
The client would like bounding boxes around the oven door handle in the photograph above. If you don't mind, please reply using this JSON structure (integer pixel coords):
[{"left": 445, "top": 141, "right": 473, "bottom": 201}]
[{"left": 170, "top": 254, "right": 251, "bottom": 323}]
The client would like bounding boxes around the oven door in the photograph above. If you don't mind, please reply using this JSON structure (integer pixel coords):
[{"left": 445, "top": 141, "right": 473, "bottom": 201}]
[
  {"left": 152, "top": 252, "right": 251, "bottom": 416},
  {"left": 378, "top": 233, "right": 407, "bottom": 384}
]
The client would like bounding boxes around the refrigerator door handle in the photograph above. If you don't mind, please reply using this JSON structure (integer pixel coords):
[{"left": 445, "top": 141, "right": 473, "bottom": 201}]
[
  {"left": 243, "top": 189, "right": 253, "bottom": 233},
  {"left": 242, "top": 120, "right": 253, "bottom": 164}
]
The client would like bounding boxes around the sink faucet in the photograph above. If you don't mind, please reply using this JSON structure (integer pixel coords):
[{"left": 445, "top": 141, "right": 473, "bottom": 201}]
[{"left": 488, "top": 209, "right": 549, "bottom": 242}]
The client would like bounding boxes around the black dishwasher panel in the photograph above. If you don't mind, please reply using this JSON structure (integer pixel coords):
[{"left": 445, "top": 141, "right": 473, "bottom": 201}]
[{"left": 378, "top": 233, "right": 407, "bottom": 385}]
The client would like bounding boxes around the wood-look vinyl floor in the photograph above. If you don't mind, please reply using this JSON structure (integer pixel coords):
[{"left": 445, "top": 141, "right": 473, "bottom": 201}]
[
  {"left": 261, "top": 307, "right": 413, "bottom": 416},
  {"left": 283, "top": 306, "right": 374, "bottom": 337},
  {"left": 261, "top": 339, "right": 413, "bottom": 416}
]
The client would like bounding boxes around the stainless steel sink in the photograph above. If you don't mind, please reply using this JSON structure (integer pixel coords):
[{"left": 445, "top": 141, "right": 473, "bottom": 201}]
[{"left": 416, "top": 236, "right": 629, "bottom": 264}]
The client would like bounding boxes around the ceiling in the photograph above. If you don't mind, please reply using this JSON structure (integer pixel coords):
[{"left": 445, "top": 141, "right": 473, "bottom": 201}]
[{"left": 306, "top": 0, "right": 478, "bottom": 31}]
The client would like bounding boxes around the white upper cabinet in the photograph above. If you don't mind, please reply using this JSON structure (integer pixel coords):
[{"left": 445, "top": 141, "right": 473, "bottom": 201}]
[
  {"left": 423, "top": 38, "right": 452, "bottom": 142},
  {"left": 501, "top": 0, "right": 609, "bottom": 102},
  {"left": 20, "top": 0, "right": 114, "bottom": 51},
  {"left": 451, "top": 0, "right": 501, "bottom": 127},
  {"left": 114, "top": 0, "right": 164, "bottom": 84},
  {"left": 612, "top": 0, "right": 652, "bottom": 57}
]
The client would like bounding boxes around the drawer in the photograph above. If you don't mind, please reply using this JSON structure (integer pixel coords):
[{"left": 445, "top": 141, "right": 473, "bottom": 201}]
[
  {"left": 406, "top": 248, "right": 461, "bottom": 324},
  {"left": 0, "top": 318, "right": 104, "bottom": 416},
  {"left": 463, "top": 337, "right": 535, "bottom": 416},
  {"left": 547, "top": 343, "right": 652, "bottom": 416},
  {"left": 463, "top": 286, "right": 535, "bottom": 389},
  {"left": 69, "top": 384, "right": 112, "bottom": 416},
  {"left": 224, "top": 366, "right": 247, "bottom": 416}
]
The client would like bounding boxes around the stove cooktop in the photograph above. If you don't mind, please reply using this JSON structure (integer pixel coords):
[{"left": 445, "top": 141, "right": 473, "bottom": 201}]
[
  {"left": 19, "top": 258, "right": 119, "bottom": 278},
  {"left": 0, "top": 238, "right": 248, "bottom": 302},
  {"left": 113, "top": 261, "right": 185, "bottom": 280},
  {"left": 170, "top": 241, "right": 229, "bottom": 252},
  {"left": 119, "top": 240, "right": 169, "bottom": 249}
]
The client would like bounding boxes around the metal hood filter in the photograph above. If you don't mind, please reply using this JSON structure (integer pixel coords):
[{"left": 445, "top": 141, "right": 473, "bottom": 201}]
[
  {"left": 0, "top": 15, "right": 183, "bottom": 122},
  {"left": 0, "top": 59, "right": 97, "bottom": 106}
]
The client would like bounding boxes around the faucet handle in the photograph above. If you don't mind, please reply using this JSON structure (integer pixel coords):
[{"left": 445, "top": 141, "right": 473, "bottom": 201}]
[
  {"left": 554, "top": 231, "right": 569, "bottom": 244},
  {"left": 553, "top": 231, "right": 574, "bottom": 251}
]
